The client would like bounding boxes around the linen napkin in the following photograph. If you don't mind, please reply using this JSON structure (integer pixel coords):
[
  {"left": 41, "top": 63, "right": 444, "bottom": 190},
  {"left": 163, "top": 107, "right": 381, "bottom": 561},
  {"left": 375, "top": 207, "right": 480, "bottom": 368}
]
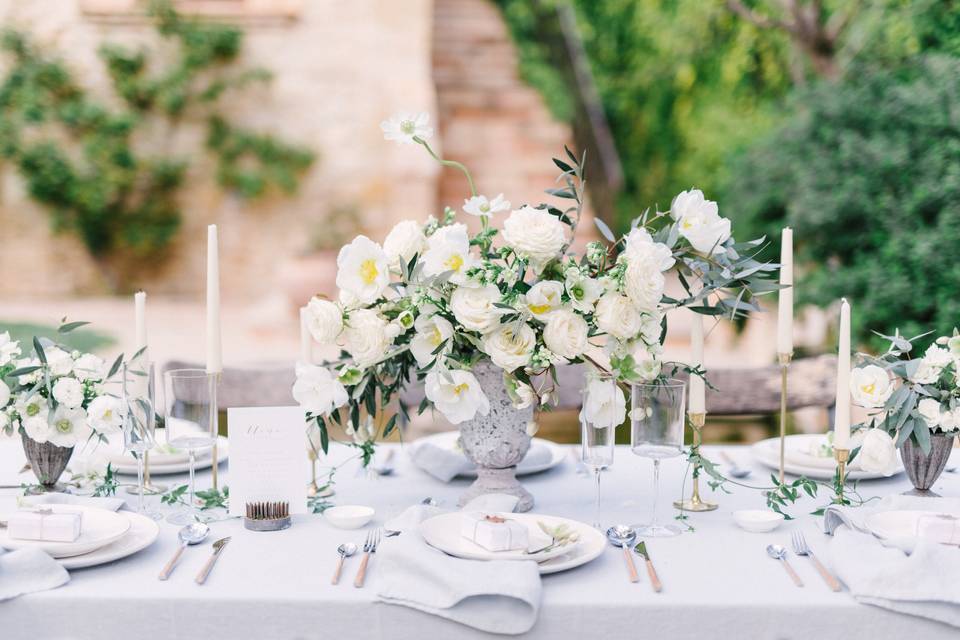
[
  {"left": 824, "top": 495, "right": 960, "bottom": 627},
  {"left": 409, "top": 440, "right": 553, "bottom": 482},
  {"left": 376, "top": 494, "right": 542, "bottom": 635},
  {"left": 0, "top": 546, "right": 70, "bottom": 601},
  {"left": 20, "top": 492, "right": 126, "bottom": 512}
]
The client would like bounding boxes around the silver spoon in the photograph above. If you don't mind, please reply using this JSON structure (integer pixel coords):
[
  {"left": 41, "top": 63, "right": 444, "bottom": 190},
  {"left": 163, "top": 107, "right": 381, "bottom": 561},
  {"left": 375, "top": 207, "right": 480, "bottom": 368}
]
[
  {"left": 766, "top": 544, "right": 803, "bottom": 587},
  {"left": 331, "top": 542, "right": 357, "bottom": 585},
  {"left": 720, "top": 451, "right": 751, "bottom": 479},
  {"left": 606, "top": 525, "right": 640, "bottom": 583},
  {"left": 159, "top": 522, "right": 210, "bottom": 580}
]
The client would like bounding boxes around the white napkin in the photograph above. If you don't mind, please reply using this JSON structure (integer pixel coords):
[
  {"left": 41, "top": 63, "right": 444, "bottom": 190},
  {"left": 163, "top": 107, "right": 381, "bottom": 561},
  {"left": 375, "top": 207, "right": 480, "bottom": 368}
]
[
  {"left": 20, "top": 492, "right": 126, "bottom": 512},
  {"left": 376, "top": 494, "right": 542, "bottom": 635},
  {"left": 824, "top": 495, "right": 960, "bottom": 627},
  {"left": 409, "top": 440, "right": 553, "bottom": 483},
  {"left": 0, "top": 546, "right": 70, "bottom": 601}
]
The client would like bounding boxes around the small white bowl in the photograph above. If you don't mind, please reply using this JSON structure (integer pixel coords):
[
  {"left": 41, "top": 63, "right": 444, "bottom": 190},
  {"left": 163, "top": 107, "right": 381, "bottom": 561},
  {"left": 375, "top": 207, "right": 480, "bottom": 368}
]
[
  {"left": 324, "top": 505, "right": 375, "bottom": 530},
  {"left": 733, "top": 509, "right": 785, "bottom": 533}
]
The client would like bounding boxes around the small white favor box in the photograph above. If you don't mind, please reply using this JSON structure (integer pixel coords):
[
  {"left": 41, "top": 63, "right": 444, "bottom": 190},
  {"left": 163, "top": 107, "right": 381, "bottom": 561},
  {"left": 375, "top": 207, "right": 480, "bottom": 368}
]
[
  {"left": 461, "top": 512, "right": 529, "bottom": 552},
  {"left": 8, "top": 506, "right": 83, "bottom": 542}
]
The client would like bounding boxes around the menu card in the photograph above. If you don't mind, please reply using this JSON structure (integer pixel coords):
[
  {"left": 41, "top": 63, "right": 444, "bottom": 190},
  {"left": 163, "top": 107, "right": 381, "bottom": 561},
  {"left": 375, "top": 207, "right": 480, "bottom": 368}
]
[{"left": 227, "top": 406, "right": 309, "bottom": 516}]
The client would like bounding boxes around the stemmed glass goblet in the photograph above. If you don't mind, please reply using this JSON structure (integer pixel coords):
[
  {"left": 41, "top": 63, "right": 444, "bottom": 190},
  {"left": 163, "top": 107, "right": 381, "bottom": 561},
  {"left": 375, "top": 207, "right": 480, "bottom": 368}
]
[
  {"left": 164, "top": 368, "right": 218, "bottom": 525},
  {"left": 580, "top": 372, "right": 623, "bottom": 530},
  {"left": 121, "top": 361, "right": 161, "bottom": 520}
]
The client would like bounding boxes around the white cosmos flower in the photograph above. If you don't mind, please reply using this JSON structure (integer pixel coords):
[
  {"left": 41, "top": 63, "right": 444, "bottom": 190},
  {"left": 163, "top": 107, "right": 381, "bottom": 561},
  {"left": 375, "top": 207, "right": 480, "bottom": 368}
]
[
  {"left": 336, "top": 235, "right": 390, "bottom": 305},
  {"left": 622, "top": 258, "right": 665, "bottom": 312},
  {"left": 482, "top": 323, "right": 537, "bottom": 372},
  {"left": 424, "top": 369, "right": 490, "bottom": 424},
  {"left": 410, "top": 313, "right": 454, "bottom": 368},
  {"left": 45, "top": 346, "right": 74, "bottom": 377},
  {"left": 463, "top": 193, "right": 511, "bottom": 218},
  {"left": 594, "top": 293, "right": 643, "bottom": 341},
  {"left": 918, "top": 397, "right": 943, "bottom": 428},
  {"left": 422, "top": 223, "right": 475, "bottom": 285},
  {"left": 671, "top": 189, "right": 731, "bottom": 255},
  {"left": 383, "top": 220, "right": 426, "bottom": 266},
  {"left": 52, "top": 377, "right": 85, "bottom": 409},
  {"left": 342, "top": 309, "right": 391, "bottom": 368},
  {"left": 73, "top": 353, "right": 105, "bottom": 382},
  {"left": 624, "top": 228, "right": 675, "bottom": 271},
  {"left": 501, "top": 206, "right": 568, "bottom": 272},
  {"left": 292, "top": 364, "right": 349, "bottom": 415},
  {"left": 564, "top": 270, "right": 602, "bottom": 313},
  {"left": 0, "top": 332, "right": 21, "bottom": 367},
  {"left": 849, "top": 365, "right": 894, "bottom": 408},
  {"left": 305, "top": 297, "right": 344, "bottom": 345},
  {"left": 523, "top": 280, "right": 565, "bottom": 320},
  {"left": 580, "top": 377, "right": 626, "bottom": 428},
  {"left": 0, "top": 379, "right": 9, "bottom": 409},
  {"left": 852, "top": 428, "right": 898, "bottom": 476},
  {"left": 380, "top": 112, "right": 433, "bottom": 144},
  {"left": 450, "top": 284, "right": 504, "bottom": 333},
  {"left": 48, "top": 405, "right": 89, "bottom": 448},
  {"left": 86, "top": 395, "right": 122, "bottom": 432},
  {"left": 543, "top": 309, "right": 588, "bottom": 360}
]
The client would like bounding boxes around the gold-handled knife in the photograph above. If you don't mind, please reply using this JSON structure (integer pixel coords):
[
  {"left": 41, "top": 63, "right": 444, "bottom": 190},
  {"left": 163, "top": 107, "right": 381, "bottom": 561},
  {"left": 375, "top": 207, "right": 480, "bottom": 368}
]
[
  {"left": 195, "top": 537, "right": 231, "bottom": 585},
  {"left": 634, "top": 541, "right": 662, "bottom": 592}
]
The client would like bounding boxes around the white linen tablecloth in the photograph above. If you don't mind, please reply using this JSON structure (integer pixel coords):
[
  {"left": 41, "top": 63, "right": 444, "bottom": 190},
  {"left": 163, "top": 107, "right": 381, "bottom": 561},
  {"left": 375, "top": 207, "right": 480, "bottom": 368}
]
[{"left": 1, "top": 438, "right": 959, "bottom": 639}]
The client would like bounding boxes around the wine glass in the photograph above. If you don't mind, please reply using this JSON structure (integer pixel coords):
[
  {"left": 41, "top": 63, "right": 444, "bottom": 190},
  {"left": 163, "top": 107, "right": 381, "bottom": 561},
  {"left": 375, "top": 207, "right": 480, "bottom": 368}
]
[
  {"left": 121, "top": 361, "right": 161, "bottom": 520},
  {"left": 579, "top": 372, "right": 622, "bottom": 530},
  {"left": 164, "top": 369, "right": 218, "bottom": 525},
  {"left": 631, "top": 379, "right": 686, "bottom": 537}
]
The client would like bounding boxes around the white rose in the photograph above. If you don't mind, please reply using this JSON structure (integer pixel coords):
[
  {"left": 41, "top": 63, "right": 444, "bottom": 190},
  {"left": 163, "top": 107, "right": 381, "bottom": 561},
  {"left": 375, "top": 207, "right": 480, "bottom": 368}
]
[
  {"left": 853, "top": 428, "right": 898, "bottom": 476},
  {"left": 543, "top": 309, "right": 588, "bottom": 360},
  {"left": 849, "top": 365, "right": 894, "bottom": 408},
  {"left": 463, "top": 193, "right": 510, "bottom": 218},
  {"left": 0, "top": 379, "right": 9, "bottom": 409},
  {"left": 580, "top": 377, "right": 626, "bottom": 428},
  {"left": 292, "top": 364, "right": 349, "bottom": 415},
  {"left": 383, "top": 220, "right": 426, "bottom": 265},
  {"left": 523, "top": 280, "right": 565, "bottom": 320},
  {"left": 450, "top": 284, "right": 504, "bottom": 333},
  {"left": 73, "top": 353, "right": 106, "bottom": 382},
  {"left": 305, "top": 297, "right": 344, "bottom": 345},
  {"left": 912, "top": 345, "right": 952, "bottom": 384},
  {"left": 594, "top": 293, "right": 643, "bottom": 341},
  {"left": 47, "top": 405, "right": 89, "bottom": 448},
  {"left": 0, "top": 331, "right": 21, "bottom": 367},
  {"left": 622, "top": 258, "right": 665, "bottom": 312},
  {"left": 86, "top": 395, "right": 123, "bottom": 433},
  {"left": 336, "top": 235, "right": 390, "bottom": 305},
  {"left": 342, "top": 309, "right": 390, "bottom": 368},
  {"left": 917, "top": 397, "right": 943, "bottom": 428},
  {"left": 410, "top": 313, "right": 454, "bottom": 368},
  {"left": 624, "top": 228, "right": 675, "bottom": 271},
  {"left": 425, "top": 369, "right": 490, "bottom": 424},
  {"left": 52, "top": 377, "right": 85, "bottom": 409},
  {"left": 564, "top": 271, "right": 602, "bottom": 313},
  {"left": 422, "top": 223, "right": 475, "bottom": 285},
  {"left": 671, "top": 189, "right": 731, "bottom": 254},
  {"left": 483, "top": 323, "right": 537, "bottom": 372},
  {"left": 501, "top": 206, "right": 568, "bottom": 272},
  {"left": 45, "top": 346, "right": 74, "bottom": 377}
]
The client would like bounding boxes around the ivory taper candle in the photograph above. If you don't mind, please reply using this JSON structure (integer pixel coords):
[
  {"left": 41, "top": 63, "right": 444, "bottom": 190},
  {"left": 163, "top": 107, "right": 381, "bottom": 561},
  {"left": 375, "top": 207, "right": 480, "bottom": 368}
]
[
  {"left": 833, "top": 299, "right": 851, "bottom": 449},
  {"left": 206, "top": 225, "right": 222, "bottom": 374},
  {"left": 689, "top": 311, "right": 705, "bottom": 414},
  {"left": 299, "top": 306, "right": 312, "bottom": 365},
  {"left": 777, "top": 228, "right": 793, "bottom": 355}
]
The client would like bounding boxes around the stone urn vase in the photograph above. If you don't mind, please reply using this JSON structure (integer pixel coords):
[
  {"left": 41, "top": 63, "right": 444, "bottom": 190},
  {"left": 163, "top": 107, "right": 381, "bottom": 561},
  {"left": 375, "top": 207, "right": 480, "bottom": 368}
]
[
  {"left": 901, "top": 433, "right": 955, "bottom": 494},
  {"left": 457, "top": 360, "right": 535, "bottom": 512},
  {"left": 21, "top": 433, "right": 73, "bottom": 491}
]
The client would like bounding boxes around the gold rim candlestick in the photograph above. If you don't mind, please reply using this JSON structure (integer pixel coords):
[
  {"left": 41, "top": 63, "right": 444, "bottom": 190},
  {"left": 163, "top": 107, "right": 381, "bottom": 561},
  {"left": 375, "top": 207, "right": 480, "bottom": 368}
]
[
  {"left": 833, "top": 448, "right": 850, "bottom": 504},
  {"left": 777, "top": 352, "right": 793, "bottom": 484},
  {"left": 674, "top": 412, "right": 718, "bottom": 512}
]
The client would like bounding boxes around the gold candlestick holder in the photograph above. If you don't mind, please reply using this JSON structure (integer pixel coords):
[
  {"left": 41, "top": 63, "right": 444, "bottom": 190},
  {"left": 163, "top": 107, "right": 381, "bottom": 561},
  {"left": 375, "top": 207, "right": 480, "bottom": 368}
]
[
  {"left": 834, "top": 447, "right": 850, "bottom": 504},
  {"left": 307, "top": 449, "right": 335, "bottom": 498},
  {"left": 674, "top": 412, "right": 718, "bottom": 512},
  {"left": 777, "top": 352, "right": 793, "bottom": 484}
]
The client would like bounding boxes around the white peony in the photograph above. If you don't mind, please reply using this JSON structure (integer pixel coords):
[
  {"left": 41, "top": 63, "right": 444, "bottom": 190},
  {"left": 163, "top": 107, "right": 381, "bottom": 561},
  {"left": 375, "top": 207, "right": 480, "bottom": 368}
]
[
  {"left": 336, "top": 235, "right": 390, "bottom": 305},
  {"left": 380, "top": 112, "right": 433, "bottom": 144},
  {"left": 463, "top": 193, "right": 510, "bottom": 218},
  {"left": 422, "top": 223, "right": 475, "bottom": 285},
  {"left": 501, "top": 206, "right": 568, "bottom": 272},
  {"left": 849, "top": 365, "right": 894, "bottom": 408},
  {"left": 543, "top": 309, "right": 588, "bottom": 360},
  {"left": 483, "top": 323, "right": 537, "bottom": 371},
  {"left": 73, "top": 353, "right": 105, "bottom": 382},
  {"left": 424, "top": 369, "right": 490, "bottom": 424},
  {"left": 580, "top": 377, "right": 626, "bottom": 428},
  {"left": 0, "top": 332, "right": 21, "bottom": 367},
  {"left": 342, "top": 309, "right": 391, "bottom": 368},
  {"left": 523, "top": 280, "right": 565, "bottom": 320},
  {"left": 383, "top": 220, "right": 426, "bottom": 265},
  {"left": 594, "top": 293, "right": 643, "bottom": 341},
  {"left": 45, "top": 346, "right": 74, "bottom": 377},
  {"left": 292, "top": 364, "right": 349, "bottom": 415},
  {"left": 48, "top": 405, "right": 90, "bottom": 448},
  {"left": 622, "top": 258, "right": 665, "bottom": 312},
  {"left": 671, "top": 189, "right": 731, "bottom": 254},
  {"left": 410, "top": 313, "right": 454, "bottom": 368},
  {"left": 450, "top": 284, "right": 504, "bottom": 333},
  {"left": 86, "top": 395, "right": 123, "bottom": 433},
  {"left": 623, "top": 227, "right": 675, "bottom": 271},
  {"left": 0, "top": 379, "right": 9, "bottom": 409},
  {"left": 52, "top": 377, "right": 85, "bottom": 409},
  {"left": 564, "top": 270, "right": 602, "bottom": 313},
  {"left": 853, "top": 428, "right": 898, "bottom": 476},
  {"left": 918, "top": 397, "right": 943, "bottom": 428},
  {"left": 305, "top": 297, "right": 344, "bottom": 345}
]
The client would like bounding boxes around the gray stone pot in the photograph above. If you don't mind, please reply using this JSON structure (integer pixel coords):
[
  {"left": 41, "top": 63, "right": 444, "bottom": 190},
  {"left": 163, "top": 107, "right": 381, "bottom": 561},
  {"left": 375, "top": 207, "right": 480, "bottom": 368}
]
[
  {"left": 21, "top": 432, "right": 73, "bottom": 491},
  {"left": 457, "top": 360, "right": 535, "bottom": 512},
  {"left": 901, "top": 433, "right": 955, "bottom": 494}
]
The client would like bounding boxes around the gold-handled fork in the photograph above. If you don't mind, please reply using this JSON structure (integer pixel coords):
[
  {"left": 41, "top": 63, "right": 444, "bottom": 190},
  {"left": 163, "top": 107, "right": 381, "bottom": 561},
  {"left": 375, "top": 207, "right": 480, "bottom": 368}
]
[
  {"left": 792, "top": 531, "right": 841, "bottom": 591},
  {"left": 353, "top": 527, "right": 382, "bottom": 588}
]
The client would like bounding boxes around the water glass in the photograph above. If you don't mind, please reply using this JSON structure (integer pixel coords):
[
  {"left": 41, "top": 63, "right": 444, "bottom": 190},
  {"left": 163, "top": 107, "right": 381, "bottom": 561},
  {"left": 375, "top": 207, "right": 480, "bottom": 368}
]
[
  {"left": 580, "top": 373, "right": 622, "bottom": 529},
  {"left": 631, "top": 380, "right": 686, "bottom": 537},
  {"left": 121, "top": 361, "right": 160, "bottom": 520}
]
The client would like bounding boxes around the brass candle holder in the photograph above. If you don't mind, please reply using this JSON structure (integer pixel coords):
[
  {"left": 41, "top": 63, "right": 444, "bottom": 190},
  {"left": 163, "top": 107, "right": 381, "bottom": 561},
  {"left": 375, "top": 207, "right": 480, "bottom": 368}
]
[
  {"left": 834, "top": 447, "right": 850, "bottom": 504},
  {"left": 777, "top": 351, "right": 793, "bottom": 484},
  {"left": 307, "top": 449, "right": 335, "bottom": 498},
  {"left": 674, "top": 412, "right": 718, "bottom": 512}
]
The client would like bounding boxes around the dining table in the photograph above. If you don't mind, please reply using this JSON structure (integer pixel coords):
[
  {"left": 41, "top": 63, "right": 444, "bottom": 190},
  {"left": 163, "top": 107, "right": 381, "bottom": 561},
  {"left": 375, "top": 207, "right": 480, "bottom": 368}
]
[{"left": 1, "top": 436, "right": 958, "bottom": 640}]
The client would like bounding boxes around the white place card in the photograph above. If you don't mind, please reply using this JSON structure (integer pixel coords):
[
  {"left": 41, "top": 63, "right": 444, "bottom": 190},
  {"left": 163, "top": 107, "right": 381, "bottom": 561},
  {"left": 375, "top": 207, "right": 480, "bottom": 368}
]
[{"left": 227, "top": 406, "right": 309, "bottom": 517}]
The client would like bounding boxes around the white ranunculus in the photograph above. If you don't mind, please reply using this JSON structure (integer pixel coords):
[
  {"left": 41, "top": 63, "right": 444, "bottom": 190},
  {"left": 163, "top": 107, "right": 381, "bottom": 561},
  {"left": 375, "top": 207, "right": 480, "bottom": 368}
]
[
  {"left": 86, "top": 395, "right": 123, "bottom": 433},
  {"left": 0, "top": 332, "right": 21, "bottom": 367},
  {"left": 422, "top": 223, "right": 475, "bottom": 285},
  {"left": 424, "top": 369, "right": 490, "bottom": 424},
  {"left": 410, "top": 313, "right": 454, "bottom": 368},
  {"left": 501, "top": 206, "right": 568, "bottom": 272},
  {"left": 383, "top": 220, "right": 426, "bottom": 266},
  {"left": 380, "top": 112, "right": 433, "bottom": 144},
  {"left": 849, "top": 365, "right": 894, "bottom": 408},
  {"left": 543, "top": 309, "right": 588, "bottom": 360},
  {"left": 450, "top": 284, "right": 503, "bottom": 333},
  {"left": 292, "top": 364, "right": 349, "bottom": 415},
  {"left": 854, "top": 428, "right": 898, "bottom": 476},
  {"left": 45, "top": 346, "right": 74, "bottom": 377},
  {"left": 917, "top": 397, "right": 942, "bottom": 428},
  {"left": 564, "top": 271, "right": 602, "bottom": 313},
  {"left": 483, "top": 323, "right": 537, "bottom": 372},
  {"left": 622, "top": 258, "right": 665, "bottom": 312},
  {"left": 463, "top": 193, "right": 510, "bottom": 218},
  {"left": 52, "top": 377, "right": 85, "bottom": 409},
  {"left": 342, "top": 309, "right": 390, "bottom": 368},
  {"left": 0, "top": 379, "right": 9, "bottom": 409},
  {"left": 48, "top": 405, "right": 90, "bottom": 448},
  {"left": 336, "top": 235, "right": 390, "bottom": 305},
  {"left": 580, "top": 377, "right": 626, "bottom": 428},
  {"left": 594, "top": 293, "right": 643, "bottom": 341},
  {"left": 624, "top": 227, "right": 675, "bottom": 271},
  {"left": 305, "top": 297, "right": 344, "bottom": 345},
  {"left": 671, "top": 189, "right": 731, "bottom": 254},
  {"left": 73, "top": 353, "right": 105, "bottom": 382},
  {"left": 523, "top": 280, "right": 565, "bottom": 320}
]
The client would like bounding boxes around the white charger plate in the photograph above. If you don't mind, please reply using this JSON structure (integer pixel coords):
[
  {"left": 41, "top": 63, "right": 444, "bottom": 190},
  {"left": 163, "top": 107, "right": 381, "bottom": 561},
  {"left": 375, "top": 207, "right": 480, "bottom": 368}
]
[
  {"left": 864, "top": 510, "right": 956, "bottom": 541},
  {"left": 60, "top": 510, "right": 160, "bottom": 569},
  {"left": 0, "top": 505, "right": 131, "bottom": 558},
  {"left": 750, "top": 435, "right": 903, "bottom": 480},
  {"left": 420, "top": 512, "right": 606, "bottom": 574},
  {"left": 412, "top": 432, "right": 566, "bottom": 477},
  {"left": 109, "top": 436, "right": 229, "bottom": 476}
]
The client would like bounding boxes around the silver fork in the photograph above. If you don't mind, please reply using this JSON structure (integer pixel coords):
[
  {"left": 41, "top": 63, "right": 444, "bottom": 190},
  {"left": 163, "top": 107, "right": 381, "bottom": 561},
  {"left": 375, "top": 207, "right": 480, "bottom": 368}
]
[
  {"left": 792, "top": 531, "right": 841, "bottom": 591},
  {"left": 354, "top": 527, "right": 382, "bottom": 588}
]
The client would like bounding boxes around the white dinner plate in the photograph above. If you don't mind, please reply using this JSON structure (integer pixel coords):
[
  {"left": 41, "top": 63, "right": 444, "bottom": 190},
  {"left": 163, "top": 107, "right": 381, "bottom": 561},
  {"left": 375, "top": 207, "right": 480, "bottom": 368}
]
[
  {"left": 420, "top": 511, "right": 606, "bottom": 574},
  {"left": 60, "top": 510, "right": 160, "bottom": 569},
  {"left": 412, "top": 432, "right": 566, "bottom": 477},
  {"left": 750, "top": 435, "right": 903, "bottom": 480},
  {"left": 864, "top": 510, "right": 956, "bottom": 541},
  {"left": 107, "top": 436, "right": 229, "bottom": 476},
  {"left": 0, "top": 505, "right": 131, "bottom": 558}
]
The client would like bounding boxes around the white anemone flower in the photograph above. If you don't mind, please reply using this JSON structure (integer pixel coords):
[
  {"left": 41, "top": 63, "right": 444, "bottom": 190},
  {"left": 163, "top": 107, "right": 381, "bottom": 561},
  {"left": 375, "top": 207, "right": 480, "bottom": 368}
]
[
  {"left": 48, "top": 405, "right": 90, "bottom": 448},
  {"left": 380, "top": 112, "right": 433, "bottom": 144},
  {"left": 422, "top": 223, "right": 475, "bottom": 284},
  {"left": 463, "top": 194, "right": 511, "bottom": 218},
  {"left": 335, "top": 235, "right": 390, "bottom": 305},
  {"left": 424, "top": 369, "right": 490, "bottom": 425},
  {"left": 292, "top": 364, "right": 349, "bottom": 415}
]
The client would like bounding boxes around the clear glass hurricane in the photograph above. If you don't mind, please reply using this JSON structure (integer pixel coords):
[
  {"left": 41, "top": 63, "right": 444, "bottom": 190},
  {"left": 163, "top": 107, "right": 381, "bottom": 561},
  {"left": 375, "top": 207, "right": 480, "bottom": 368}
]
[
  {"left": 121, "top": 361, "right": 161, "bottom": 520},
  {"left": 579, "top": 371, "right": 621, "bottom": 530}
]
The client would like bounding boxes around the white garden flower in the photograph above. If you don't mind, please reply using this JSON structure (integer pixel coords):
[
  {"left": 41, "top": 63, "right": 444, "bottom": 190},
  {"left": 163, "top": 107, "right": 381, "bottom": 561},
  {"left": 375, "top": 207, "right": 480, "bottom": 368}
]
[
  {"left": 564, "top": 270, "right": 602, "bottom": 313},
  {"left": 336, "top": 235, "right": 390, "bottom": 305},
  {"left": 450, "top": 284, "right": 504, "bottom": 333},
  {"left": 624, "top": 227, "right": 675, "bottom": 271},
  {"left": 86, "top": 395, "right": 123, "bottom": 433},
  {"left": 305, "top": 297, "right": 344, "bottom": 345},
  {"left": 73, "top": 353, "right": 105, "bottom": 382},
  {"left": 638, "top": 311, "right": 662, "bottom": 346},
  {"left": 482, "top": 322, "right": 537, "bottom": 372},
  {"left": 0, "top": 379, "right": 9, "bottom": 409},
  {"left": 410, "top": 313, "right": 454, "bottom": 368},
  {"left": 52, "top": 377, "right": 85, "bottom": 409},
  {"left": 16, "top": 394, "right": 48, "bottom": 424},
  {"left": 580, "top": 377, "right": 626, "bottom": 428},
  {"left": 342, "top": 308, "right": 391, "bottom": 368},
  {"left": 912, "top": 344, "right": 954, "bottom": 385},
  {"left": 628, "top": 341, "right": 662, "bottom": 382},
  {"left": 948, "top": 335, "right": 960, "bottom": 356},
  {"left": 622, "top": 257, "right": 665, "bottom": 312},
  {"left": 594, "top": 293, "right": 643, "bottom": 341},
  {"left": 15, "top": 357, "right": 43, "bottom": 385},
  {"left": 424, "top": 369, "right": 490, "bottom": 424},
  {"left": 671, "top": 189, "right": 731, "bottom": 254},
  {"left": 380, "top": 112, "right": 433, "bottom": 144},
  {"left": 48, "top": 405, "right": 90, "bottom": 448},
  {"left": 383, "top": 220, "right": 426, "bottom": 266},
  {"left": 23, "top": 414, "right": 51, "bottom": 444},
  {"left": 501, "top": 206, "right": 568, "bottom": 272},
  {"left": 463, "top": 194, "right": 510, "bottom": 218},
  {"left": 918, "top": 397, "right": 943, "bottom": 428},
  {"left": 0, "top": 332, "right": 21, "bottom": 367},
  {"left": 292, "top": 364, "right": 349, "bottom": 415},
  {"left": 853, "top": 428, "right": 898, "bottom": 476},
  {"left": 849, "top": 365, "right": 894, "bottom": 408},
  {"left": 505, "top": 377, "right": 536, "bottom": 410},
  {"left": 422, "top": 223, "right": 475, "bottom": 285},
  {"left": 939, "top": 408, "right": 959, "bottom": 432},
  {"left": 543, "top": 309, "right": 588, "bottom": 360},
  {"left": 45, "top": 346, "right": 74, "bottom": 377},
  {"left": 523, "top": 280, "right": 565, "bottom": 320}
]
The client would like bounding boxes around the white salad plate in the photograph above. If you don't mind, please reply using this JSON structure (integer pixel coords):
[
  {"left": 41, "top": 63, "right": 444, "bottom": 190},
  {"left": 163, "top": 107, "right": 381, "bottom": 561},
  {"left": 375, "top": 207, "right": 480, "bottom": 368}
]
[
  {"left": 0, "top": 505, "right": 131, "bottom": 558},
  {"left": 750, "top": 435, "right": 902, "bottom": 480},
  {"left": 60, "top": 510, "right": 160, "bottom": 569},
  {"left": 412, "top": 432, "right": 566, "bottom": 477},
  {"left": 864, "top": 510, "right": 956, "bottom": 541}
]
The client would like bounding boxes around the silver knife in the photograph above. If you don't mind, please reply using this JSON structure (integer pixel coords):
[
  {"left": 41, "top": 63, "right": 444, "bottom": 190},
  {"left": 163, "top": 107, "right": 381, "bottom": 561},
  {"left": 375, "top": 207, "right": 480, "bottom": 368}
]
[
  {"left": 195, "top": 536, "right": 231, "bottom": 585},
  {"left": 634, "top": 541, "right": 663, "bottom": 592}
]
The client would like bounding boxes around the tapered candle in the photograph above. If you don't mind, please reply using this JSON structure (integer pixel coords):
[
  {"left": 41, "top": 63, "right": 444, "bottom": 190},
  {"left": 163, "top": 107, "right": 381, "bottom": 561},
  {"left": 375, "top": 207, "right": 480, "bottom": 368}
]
[
  {"left": 834, "top": 299, "right": 851, "bottom": 449},
  {"left": 134, "top": 290, "right": 147, "bottom": 356},
  {"left": 206, "top": 224, "right": 222, "bottom": 374},
  {"left": 299, "top": 306, "right": 312, "bottom": 365},
  {"left": 777, "top": 228, "right": 793, "bottom": 355},
  {"left": 689, "top": 311, "right": 705, "bottom": 414}
]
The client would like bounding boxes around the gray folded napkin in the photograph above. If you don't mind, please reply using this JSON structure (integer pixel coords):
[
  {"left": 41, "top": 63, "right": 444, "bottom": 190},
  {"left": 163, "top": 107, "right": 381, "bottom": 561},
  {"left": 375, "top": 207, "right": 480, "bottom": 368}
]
[
  {"left": 0, "top": 547, "right": 70, "bottom": 601},
  {"left": 19, "top": 492, "right": 126, "bottom": 512},
  {"left": 409, "top": 439, "right": 553, "bottom": 483},
  {"left": 824, "top": 495, "right": 960, "bottom": 627},
  {"left": 376, "top": 494, "right": 542, "bottom": 635}
]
